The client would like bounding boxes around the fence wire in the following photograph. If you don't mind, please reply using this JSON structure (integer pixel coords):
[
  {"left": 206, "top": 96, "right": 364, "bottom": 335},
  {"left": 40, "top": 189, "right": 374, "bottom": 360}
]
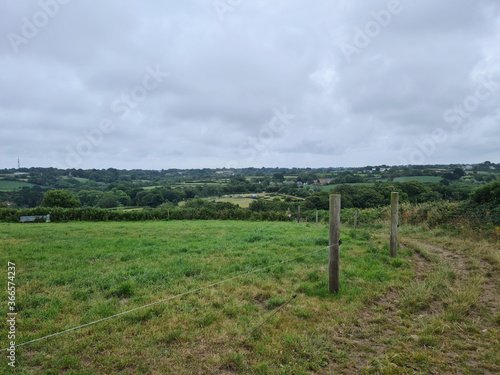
[{"left": 1, "top": 245, "right": 329, "bottom": 351}]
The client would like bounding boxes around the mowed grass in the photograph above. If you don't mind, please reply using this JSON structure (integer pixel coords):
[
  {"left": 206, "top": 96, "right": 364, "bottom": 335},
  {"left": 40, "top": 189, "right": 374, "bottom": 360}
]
[
  {"left": 0, "top": 221, "right": 416, "bottom": 374},
  {"left": 0, "top": 180, "right": 37, "bottom": 191}
]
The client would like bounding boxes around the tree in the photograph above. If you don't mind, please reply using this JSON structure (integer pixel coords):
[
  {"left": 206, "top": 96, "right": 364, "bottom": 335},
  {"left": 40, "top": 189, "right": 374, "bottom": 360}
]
[
  {"left": 77, "top": 190, "right": 102, "bottom": 207},
  {"left": 303, "top": 191, "right": 329, "bottom": 210},
  {"left": 272, "top": 173, "right": 285, "bottom": 183},
  {"left": 98, "top": 193, "right": 118, "bottom": 208},
  {"left": 471, "top": 180, "right": 500, "bottom": 205},
  {"left": 452, "top": 168, "right": 466, "bottom": 180},
  {"left": 135, "top": 190, "right": 164, "bottom": 207},
  {"left": 41, "top": 189, "right": 81, "bottom": 208}
]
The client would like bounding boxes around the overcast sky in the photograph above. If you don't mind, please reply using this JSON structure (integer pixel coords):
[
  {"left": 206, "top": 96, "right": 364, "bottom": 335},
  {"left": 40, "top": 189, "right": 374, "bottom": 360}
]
[{"left": 1, "top": 0, "right": 499, "bottom": 170}]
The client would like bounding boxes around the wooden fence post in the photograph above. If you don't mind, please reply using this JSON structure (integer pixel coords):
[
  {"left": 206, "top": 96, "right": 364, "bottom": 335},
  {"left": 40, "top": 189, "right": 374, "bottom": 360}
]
[
  {"left": 390, "top": 192, "right": 399, "bottom": 257},
  {"left": 353, "top": 211, "right": 358, "bottom": 230},
  {"left": 316, "top": 210, "right": 318, "bottom": 225},
  {"left": 329, "top": 194, "right": 341, "bottom": 294},
  {"left": 298, "top": 205, "right": 301, "bottom": 222}
]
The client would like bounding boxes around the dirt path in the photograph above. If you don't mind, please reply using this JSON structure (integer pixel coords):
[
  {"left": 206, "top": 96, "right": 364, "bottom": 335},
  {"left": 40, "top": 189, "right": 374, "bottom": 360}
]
[
  {"left": 321, "top": 236, "right": 500, "bottom": 374},
  {"left": 406, "top": 238, "right": 500, "bottom": 327}
]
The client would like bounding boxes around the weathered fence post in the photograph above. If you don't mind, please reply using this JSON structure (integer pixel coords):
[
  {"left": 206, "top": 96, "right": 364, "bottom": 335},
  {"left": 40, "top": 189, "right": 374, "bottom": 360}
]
[
  {"left": 329, "top": 194, "right": 341, "bottom": 294},
  {"left": 390, "top": 192, "right": 399, "bottom": 257},
  {"left": 353, "top": 211, "right": 358, "bottom": 230},
  {"left": 298, "top": 205, "right": 301, "bottom": 222},
  {"left": 316, "top": 210, "right": 318, "bottom": 225}
]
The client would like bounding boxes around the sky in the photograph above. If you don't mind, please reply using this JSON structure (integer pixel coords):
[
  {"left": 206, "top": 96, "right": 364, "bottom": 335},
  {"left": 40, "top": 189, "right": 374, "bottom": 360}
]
[{"left": 1, "top": 0, "right": 500, "bottom": 170}]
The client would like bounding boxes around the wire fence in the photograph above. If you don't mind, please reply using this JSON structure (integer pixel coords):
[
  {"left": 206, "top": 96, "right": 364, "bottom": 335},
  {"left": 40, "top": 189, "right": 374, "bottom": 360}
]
[{"left": 1, "top": 245, "right": 329, "bottom": 352}]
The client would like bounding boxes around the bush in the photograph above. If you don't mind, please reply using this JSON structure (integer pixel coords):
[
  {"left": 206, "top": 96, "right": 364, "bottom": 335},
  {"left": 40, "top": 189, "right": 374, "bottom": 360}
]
[
  {"left": 471, "top": 180, "right": 500, "bottom": 205},
  {"left": 41, "top": 189, "right": 81, "bottom": 208}
]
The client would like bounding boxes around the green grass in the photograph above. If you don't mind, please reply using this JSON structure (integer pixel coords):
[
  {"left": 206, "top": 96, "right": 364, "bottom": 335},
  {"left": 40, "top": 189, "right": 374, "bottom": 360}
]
[
  {"left": 322, "top": 182, "right": 375, "bottom": 191},
  {"left": 173, "top": 182, "right": 222, "bottom": 186},
  {"left": 209, "top": 197, "right": 254, "bottom": 207},
  {"left": 61, "top": 176, "right": 89, "bottom": 183},
  {"left": 0, "top": 180, "right": 37, "bottom": 191},
  {"left": 0, "top": 221, "right": 414, "bottom": 373},
  {"left": 393, "top": 176, "right": 443, "bottom": 183},
  {"left": 1, "top": 221, "right": 498, "bottom": 373},
  {"left": 178, "top": 193, "right": 300, "bottom": 208}
]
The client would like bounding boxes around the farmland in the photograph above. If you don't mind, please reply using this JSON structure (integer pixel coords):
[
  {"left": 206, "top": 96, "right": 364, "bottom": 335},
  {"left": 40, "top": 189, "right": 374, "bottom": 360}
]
[
  {"left": 393, "top": 176, "right": 443, "bottom": 183},
  {"left": 180, "top": 193, "right": 304, "bottom": 208},
  {"left": 1, "top": 220, "right": 498, "bottom": 373},
  {"left": 1, "top": 162, "right": 498, "bottom": 209},
  {"left": 0, "top": 180, "right": 37, "bottom": 191}
]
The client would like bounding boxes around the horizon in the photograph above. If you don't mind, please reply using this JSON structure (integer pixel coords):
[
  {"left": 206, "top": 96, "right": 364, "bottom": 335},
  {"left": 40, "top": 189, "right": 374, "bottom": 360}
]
[{"left": 2, "top": 160, "right": 498, "bottom": 172}]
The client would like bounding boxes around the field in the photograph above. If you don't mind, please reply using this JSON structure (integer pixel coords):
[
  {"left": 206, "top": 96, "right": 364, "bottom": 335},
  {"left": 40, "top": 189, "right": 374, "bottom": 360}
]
[
  {"left": 61, "top": 177, "right": 89, "bottom": 183},
  {"left": 393, "top": 176, "right": 443, "bottom": 183},
  {"left": 1, "top": 221, "right": 499, "bottom": 374},
  {"left": 210, "top": 196, "right": 255, "bottom": 208},
  {"left": 322, "top": 183, "right": 375, "bottom": 191},
  {"left": 0, "top": 180, "right": 37, "bottom": 191},
  {"left": 178, "top": 193, "right": 302, "bottom": 208}
]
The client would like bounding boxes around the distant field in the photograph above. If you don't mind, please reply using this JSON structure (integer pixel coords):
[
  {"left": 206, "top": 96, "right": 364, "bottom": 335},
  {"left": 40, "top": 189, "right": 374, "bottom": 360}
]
[
  {"left": 393, "top": 176, "right": 442, "bottom": 183},
  {"left": 0, "top": 179, "right": 37, "bottom": 191},
  {"left": 321, "top": 182, "right": 375, "bottom": 191},
  {"left": 210, "top": 197, "right": 254, "bottom": 207},
  {"left": 61, "top": 176, "right": 89, "bottom": 183},
  {"left": 175, "top": 182, "right": 221, "bottom": 186},
  {"left": 178, "top": 193, "right": 301, "bottom": 208}
]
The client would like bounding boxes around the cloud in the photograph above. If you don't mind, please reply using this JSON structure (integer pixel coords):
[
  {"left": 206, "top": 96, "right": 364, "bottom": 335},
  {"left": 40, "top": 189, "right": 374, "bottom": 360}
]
[{"left": 1, "top": 0, "right": 499, "bottom": 169}]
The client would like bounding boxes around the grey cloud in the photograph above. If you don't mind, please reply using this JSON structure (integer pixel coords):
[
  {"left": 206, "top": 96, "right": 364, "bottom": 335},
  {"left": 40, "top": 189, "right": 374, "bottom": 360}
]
[{"left": 1, "top": 0, "right": 499, "bottom": 169}]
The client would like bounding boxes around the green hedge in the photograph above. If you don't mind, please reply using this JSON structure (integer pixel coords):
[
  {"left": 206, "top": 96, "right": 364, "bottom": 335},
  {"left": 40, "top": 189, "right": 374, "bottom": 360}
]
[{"left": 0, "top": 207, "right": 294, "bottom": 223}]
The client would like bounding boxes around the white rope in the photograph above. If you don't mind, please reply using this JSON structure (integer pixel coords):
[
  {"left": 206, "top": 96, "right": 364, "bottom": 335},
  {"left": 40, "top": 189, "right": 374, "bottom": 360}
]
[{"left": 2, "top": 246, "right": 328, "bottom": 351}]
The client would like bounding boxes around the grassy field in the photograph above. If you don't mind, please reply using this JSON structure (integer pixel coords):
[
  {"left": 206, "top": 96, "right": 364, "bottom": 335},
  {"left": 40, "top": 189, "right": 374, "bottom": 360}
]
[
  {"left": 322, "top": 183, "right": 375, "bottom": 191},
  {"left": 178, "top": 193, "right": 302, "bottom": 208},
  {"left": 0, "top": 221, "right": 498, "bottom": 373},
  {"left": 393, "top": 176, "right": 443, "bottom": 183},
  {"left": 210, "top": 197, "right": 255, "bottom": 208},
  {"left": 0, "top": 180, "right": 37, "bottom": 191},
  {"left": 61, "top": 177, "right": 89, "bottom": 183}
]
